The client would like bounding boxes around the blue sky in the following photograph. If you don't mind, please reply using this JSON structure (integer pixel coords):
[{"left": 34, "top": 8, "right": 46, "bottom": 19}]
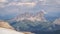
[{"left": 0, "top": 0, "right": 60, "bottom": 19}]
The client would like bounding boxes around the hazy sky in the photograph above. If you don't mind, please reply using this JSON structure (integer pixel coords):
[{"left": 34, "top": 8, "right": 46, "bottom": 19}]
[{"left": 0, "top": 0, "right": 60, "bottom": 19}]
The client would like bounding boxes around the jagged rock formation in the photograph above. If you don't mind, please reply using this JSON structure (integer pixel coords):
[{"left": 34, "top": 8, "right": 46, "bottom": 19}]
[
  {"left": 53, "top": 18, "right": 60, "bottom": 25},
  {"left": 11, "top": 10, "right": 46, "bottom": 22},
  {"left": 0, "top": 21, "right": 14, "bottom": 29},
  {"left": 34, "top": 10, "right": 46, "bottom": 22}
]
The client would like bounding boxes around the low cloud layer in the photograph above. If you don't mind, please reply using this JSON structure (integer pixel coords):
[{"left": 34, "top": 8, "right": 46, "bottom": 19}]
[
  {"left": 0, "top": 0, "right": 60, "bottom": 8},
  {"left": 0, "top": 0, "right": 60, "bottom": 19},
  {"left": 7, "top": 2, "right": 36, "bottom": 7},
  {"left": 0, "top": 0, "right": 8, "bottom": 2}
]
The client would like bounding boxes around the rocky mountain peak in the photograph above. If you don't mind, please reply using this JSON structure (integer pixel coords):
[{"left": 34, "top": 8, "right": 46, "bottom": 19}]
[
  {"left": 11, "top": 10, "right": 46, "bottom": 22},
  {"left": 53, "top": 18, "right": 60, "bottom": 25}
]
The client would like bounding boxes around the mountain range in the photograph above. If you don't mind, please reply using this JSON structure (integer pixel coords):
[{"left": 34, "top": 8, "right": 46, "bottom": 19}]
[
  {"left": 0, "top": 0, "right": 60, "bottom": 34},
  {"left": 5, "top": 11, "right": 60, "bottom": 34},
  {"left": 0, "top": 9, "right": 59, "bottom": 34},
  {"left": 11, "top": 10, "right": 46, "bottom": 22}
]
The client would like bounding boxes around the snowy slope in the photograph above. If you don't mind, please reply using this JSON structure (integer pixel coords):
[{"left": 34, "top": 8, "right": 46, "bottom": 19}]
[{"left": 0, "top": 27, "right": 24, "bottom": 34}]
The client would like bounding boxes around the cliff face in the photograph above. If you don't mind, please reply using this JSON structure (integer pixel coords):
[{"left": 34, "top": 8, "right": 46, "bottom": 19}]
[
  {"left": 11, "top": 11, "right": 46, "bottom": 22},
  {"left": 0, "top": 21, "right": 14, "bottom": 29},
  {"left": 53, "top": 18, "right": 60, "bottom": 25}
]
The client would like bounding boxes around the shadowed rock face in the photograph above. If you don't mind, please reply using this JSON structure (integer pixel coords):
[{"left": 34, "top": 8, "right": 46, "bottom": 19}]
[{"left": 0, "top": 21, "right": 14, "bottom": 29}]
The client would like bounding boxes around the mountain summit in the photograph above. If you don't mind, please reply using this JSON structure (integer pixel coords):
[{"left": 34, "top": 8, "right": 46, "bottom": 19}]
[
  {"left": 53, "top": 18, "right": 60, "bottom": 25},
  {"left": 11, "top": 10, "right": 46, "bottom": 22}
]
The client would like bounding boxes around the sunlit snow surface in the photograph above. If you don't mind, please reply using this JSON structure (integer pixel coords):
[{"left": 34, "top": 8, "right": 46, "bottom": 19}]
[{"left": 0, "top": 27, "right": 24, "bottom": 34}]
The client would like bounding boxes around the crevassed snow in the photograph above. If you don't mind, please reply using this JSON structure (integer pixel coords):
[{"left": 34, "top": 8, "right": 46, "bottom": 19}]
[{"left": 0, "top": 27, "right": 24, "bottom": 34}]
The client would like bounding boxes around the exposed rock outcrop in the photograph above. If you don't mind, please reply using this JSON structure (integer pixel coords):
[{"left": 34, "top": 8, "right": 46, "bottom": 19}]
[
  {"left": 23, "top": 32, "right": 34, "bottom": 34},
  {"left": 53, "top": 18, "right": 60, "bottom": 25},
  {"left": 0, "top": 21, "right": 14, "bottom": 29},
  {"left": 0, "top": 21, "right": 34, "bottom": 34},
  {"left": 11, "top": 10, "right": 46, "bottom": 22}
]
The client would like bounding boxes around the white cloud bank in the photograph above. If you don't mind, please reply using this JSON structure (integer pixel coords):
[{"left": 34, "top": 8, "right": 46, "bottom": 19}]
[
  {"left": 0, "top": 2, "right": 36, "bottom": 8},
  {"left": 0, "top": 0, "right": 47, "bottom": 8},
  {"left": 0, "top": 0, "right": 8, "bottom": 2},
  {"left": 7, "top": 2, "right": 36, "bottom": 7}
]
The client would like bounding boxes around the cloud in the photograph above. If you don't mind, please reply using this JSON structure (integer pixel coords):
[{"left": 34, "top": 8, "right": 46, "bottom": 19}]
[
  {"left": 20, "top": 0, "right": 31, "bottom": 2},
  {"left": 45, "top": 0, "right": 60, "bottom": 5},
  {"left": 7, "top": 2, "right": 36, "bottom": 7},
  {"left": 56, "top": 0, "right": 60, "bottom": 4},
  {"left": 0, "top": 0, "right": 47, "bottom": 8},
  {"left": 41, "top": 10, "right": 47, "bottom": 14},
  {"left": 0, "top": 4, "right": 6, "bottom": 8},
  {"left": 0, "top": 0, "right": 8, "bottom": 2},
  {"left": 0, "top": 0, "right": 60, "bottom": 17},
  {"left": 0, "top": 5, "right": 5, "bottom": 8},
  {"left": 17, "top": 2, "right": 36, "bottom": 7},
  {"left": 36, "top": 0, "right": 47, "bottom": 5},
  {"left": 39, "top": 0, "right": 44, "bottom": 1},
  {"left": 0, "top": 0, "right": 8, "bottom": 8}
]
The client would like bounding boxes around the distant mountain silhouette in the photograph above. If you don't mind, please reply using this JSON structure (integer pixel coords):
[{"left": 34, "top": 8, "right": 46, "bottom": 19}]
[
  {"left": 7, "top": 11, "right": 60, "bottom": 34},
  {"left": 11, "top": 10, "right": 46, "bottom": 22}
]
